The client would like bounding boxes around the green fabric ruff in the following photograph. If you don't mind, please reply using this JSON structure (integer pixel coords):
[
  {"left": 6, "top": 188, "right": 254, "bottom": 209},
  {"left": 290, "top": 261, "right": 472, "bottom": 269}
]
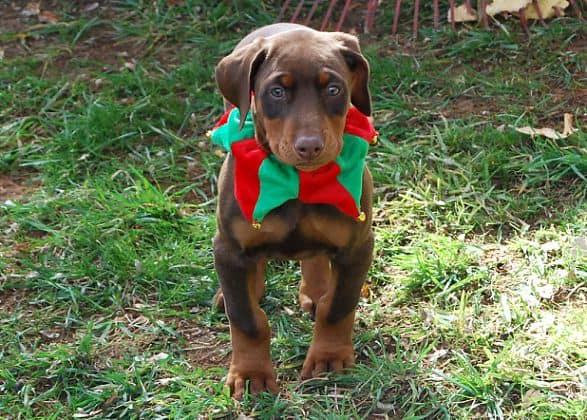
[
  {"left": 255, "top": 155, "right": 299, "bottom": 222},
  {"left": 336, "top": 133, "right": 368, "bottom": 207},
  {"left": 210, "top": 107, "right": 254, "bottom": 148}
]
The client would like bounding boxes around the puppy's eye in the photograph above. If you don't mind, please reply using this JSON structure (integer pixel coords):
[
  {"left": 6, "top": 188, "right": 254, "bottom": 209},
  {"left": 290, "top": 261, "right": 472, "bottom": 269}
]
[
  {"left": 327, "top": 84, "right": 341, "bottom": 96},
  {"left": 270, "top": 86, "right": 285, "bottom": 98}
]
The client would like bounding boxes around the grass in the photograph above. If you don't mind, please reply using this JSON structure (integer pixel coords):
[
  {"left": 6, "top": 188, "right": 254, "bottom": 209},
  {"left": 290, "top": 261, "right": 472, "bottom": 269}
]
[{"left": 1, "top": 0, "right": 586, "bottom": 418}]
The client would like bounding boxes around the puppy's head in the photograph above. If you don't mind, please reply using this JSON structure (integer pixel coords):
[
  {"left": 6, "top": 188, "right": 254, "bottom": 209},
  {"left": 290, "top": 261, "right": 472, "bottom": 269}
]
[{"left": 215, "top": 28, "right": 371, "bottom": 170}]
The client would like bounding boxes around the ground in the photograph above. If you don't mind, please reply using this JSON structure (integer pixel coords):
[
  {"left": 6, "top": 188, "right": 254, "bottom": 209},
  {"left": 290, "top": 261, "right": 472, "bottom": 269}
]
[{"left": 1, "top": 1, "right": 586, "bottom": 418}]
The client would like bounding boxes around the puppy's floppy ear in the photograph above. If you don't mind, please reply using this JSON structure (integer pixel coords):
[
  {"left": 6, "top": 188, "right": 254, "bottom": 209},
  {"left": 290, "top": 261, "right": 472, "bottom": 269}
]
[
  {"left": 215, "top": 38, "right": 267, "bottom": 129},
  {"left": 332, "top": 33, "right": 371, "bottom": 116}
]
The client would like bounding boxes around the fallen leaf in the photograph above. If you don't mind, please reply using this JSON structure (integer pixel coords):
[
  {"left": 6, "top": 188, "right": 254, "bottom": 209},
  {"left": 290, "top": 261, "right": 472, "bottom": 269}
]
[
  {"left": 514, "top": 114, "right": 577, "bottom": 140},
  {"left": 522, "top": 389, "right": 544, "bottom": 404},
  {"left": 40, "top": 330, "right": 60, "bottom": 339},
  {"left": 39, "top": 10, "right": 59, "bottom": 24},
  {"left": 541, "top": 241, "right": 561, "bottom": 252},
  {"left": 571, "top": 237, "right": 587, "bottom": 254},
  {"left": 515, "top": 126, "right": 564, "bottom": 139},
  {"left": 522, "top": 0, "right": 569, "bottom": 19},
  {"left": 376, "top": 401, "right": 395, "bottom": 412},
  {"left": 155, "top": 377, "right": 181, "bottom": 386},
  {"left": 21, "top": 2, "right": 40, "bottom": 16},
  {"left": 500, "top": 294, "right": 512, "bottom": 323},
  {"left": 517, "top": 284, "right": 540, "bottom": 307},
  {"left": 0, "top": 49, "right": 4, "bottom": 60},
  {"left": 147, "top": 352, "right": 169, "bottom": 363},
  {"left": 361, "top": 282, "right": 371, "bottom": 298},
  {"left": 73, "top": 410, "right": 103, "bottom": 418},
  {"left": 449, "top": 4, "right": 477, "bottom": 22},
  {"left": 562, "top": 113, "right": 578, "bottom": 137},
  {"left": 486, "top": 0, "right": 531, "bottom": 15},
  {"left": 83, "top": 2, "right": 100, "bottom": 12},
  {"left": 427, "top": 348, "right": 449, "bottom": 362},
  {"left": 123, "top": 60, "right": 136, "bottom": 71}
]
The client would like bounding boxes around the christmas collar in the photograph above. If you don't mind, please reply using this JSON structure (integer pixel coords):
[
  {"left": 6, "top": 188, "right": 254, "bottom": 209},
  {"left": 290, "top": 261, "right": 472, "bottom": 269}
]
[{"left": 210, "top": 106, "right": 377, "bottom": 228}]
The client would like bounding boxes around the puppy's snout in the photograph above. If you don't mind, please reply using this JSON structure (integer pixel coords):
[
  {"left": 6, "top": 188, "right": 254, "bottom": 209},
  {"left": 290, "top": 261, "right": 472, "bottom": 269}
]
[{"left": 294, "top": 136, "right": 324, "bottom": 160}]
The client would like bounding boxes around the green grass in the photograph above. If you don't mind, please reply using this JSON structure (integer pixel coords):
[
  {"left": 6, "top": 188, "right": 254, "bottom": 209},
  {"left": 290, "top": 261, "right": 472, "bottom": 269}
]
[{"left": 1, "top": 1, "right": 586, "bottom": 418}]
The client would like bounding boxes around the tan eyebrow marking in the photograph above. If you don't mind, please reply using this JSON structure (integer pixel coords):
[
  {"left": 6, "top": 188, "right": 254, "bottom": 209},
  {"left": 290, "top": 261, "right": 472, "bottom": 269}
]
[
  {"left": 318, "top": 70, "right": 330, "bottom": 86},
  {"left": 279, "top": 74, "right": 295, "bottom": 88}
]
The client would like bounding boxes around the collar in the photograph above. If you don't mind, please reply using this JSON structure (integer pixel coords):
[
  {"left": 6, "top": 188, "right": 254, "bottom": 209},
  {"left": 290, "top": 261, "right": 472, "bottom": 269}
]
[{"left": 210, "top": 106, "right": 377, "bottom": 227}]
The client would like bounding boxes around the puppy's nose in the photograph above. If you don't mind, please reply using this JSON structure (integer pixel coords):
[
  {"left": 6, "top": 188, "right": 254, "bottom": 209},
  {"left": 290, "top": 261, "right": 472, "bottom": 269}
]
[{"left": 294, "top": 136, "right": 324, "bottom": 160}]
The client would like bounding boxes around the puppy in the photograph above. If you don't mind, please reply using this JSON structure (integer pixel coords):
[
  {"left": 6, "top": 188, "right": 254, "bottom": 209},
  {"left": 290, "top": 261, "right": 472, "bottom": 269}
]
[{"left": 210, "top": 23, "right": 375, "bottom": 399}]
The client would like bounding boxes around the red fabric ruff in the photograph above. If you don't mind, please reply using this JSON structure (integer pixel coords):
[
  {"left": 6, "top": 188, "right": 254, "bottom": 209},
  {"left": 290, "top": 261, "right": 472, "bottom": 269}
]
[
  {"left": 344, "top": 106, "right": 377, "bottom": 143},
  {"left": 213, "top": 106, "right": 235, "bottom": 129},
  {"left": 231, "top": 139, "right": 269, "bottom": 221},
  {"left": 298, "top": 162, "right": 359, "bottom": 218}
]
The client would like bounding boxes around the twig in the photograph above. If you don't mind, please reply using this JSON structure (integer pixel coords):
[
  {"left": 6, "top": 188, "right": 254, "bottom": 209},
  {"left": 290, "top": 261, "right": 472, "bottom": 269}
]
[
  {"left": 392, "top": 0, "right": 402, "bottom": 35},
  {"left": 413, "top": 0, "right": 420, "bottom": 37},
  {"left": 304, "top": 0, "right": 321, "bottom": 25},
  {"left": 290, "top": 0, "right": 304, "bottom": 23},
  {"left": 335, "top": 0, "right": 352, "bottom": 31},
  {"left": 320, "top": 0, "right": 337, "bottom": 30}
]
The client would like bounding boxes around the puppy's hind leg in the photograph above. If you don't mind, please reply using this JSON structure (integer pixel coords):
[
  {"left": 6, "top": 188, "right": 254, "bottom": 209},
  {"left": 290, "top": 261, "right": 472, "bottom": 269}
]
[{"left": 299, "top": 255, "right": 331, "bottom": 319}]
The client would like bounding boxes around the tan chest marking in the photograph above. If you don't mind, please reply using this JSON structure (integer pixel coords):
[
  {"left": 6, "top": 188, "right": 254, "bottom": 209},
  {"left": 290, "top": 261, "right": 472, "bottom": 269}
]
[
  {"left": 298, "top": 214, "right": 352, "bottom": 249},
  {"left": 232, "top": 215, "right": 291, "bottom": 249}
]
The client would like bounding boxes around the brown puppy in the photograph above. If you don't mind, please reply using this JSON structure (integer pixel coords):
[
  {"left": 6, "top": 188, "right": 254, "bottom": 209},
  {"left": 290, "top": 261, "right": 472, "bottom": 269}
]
[{"left": 212, "top": 23, "right": 374, "bottom": 399}]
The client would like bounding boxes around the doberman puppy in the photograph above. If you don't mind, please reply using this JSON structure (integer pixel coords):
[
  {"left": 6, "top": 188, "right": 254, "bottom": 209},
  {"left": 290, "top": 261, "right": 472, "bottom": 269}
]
[{"left": 212, "top": 23, "right": 374, "bottom": 399}]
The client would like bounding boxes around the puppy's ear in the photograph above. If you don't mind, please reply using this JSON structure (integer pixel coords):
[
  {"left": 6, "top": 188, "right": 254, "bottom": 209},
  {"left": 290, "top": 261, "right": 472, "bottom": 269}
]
[
  {"left": 215, "top": 38, "right": 267, "bottom": 129},
  {"left": 332, "top": 33, "right": 371, "bottom": 116}
]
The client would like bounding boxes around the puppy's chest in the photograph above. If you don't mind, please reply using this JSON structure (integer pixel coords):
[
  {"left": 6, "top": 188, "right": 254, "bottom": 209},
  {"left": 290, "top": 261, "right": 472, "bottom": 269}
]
[{"left": 231, "top": 203, "right": 355, "bottom": 258}]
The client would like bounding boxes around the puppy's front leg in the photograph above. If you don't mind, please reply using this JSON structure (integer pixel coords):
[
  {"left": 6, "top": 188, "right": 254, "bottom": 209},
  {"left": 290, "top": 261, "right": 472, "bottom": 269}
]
[
  {"left": 301, "top": 235, "right": 374, "bottom": 378},
  {"left": 213, "top": 236, "right": 277, "bottom": 399}
]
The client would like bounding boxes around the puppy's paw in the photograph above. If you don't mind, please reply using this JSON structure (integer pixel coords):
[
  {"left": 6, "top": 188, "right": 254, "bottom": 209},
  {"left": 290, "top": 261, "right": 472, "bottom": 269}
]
[
  {"left": 300, "top": 345, "right": 355, "bottom": 379},
  {"left": 212, "top": 288, "right": 225, "bottom": 311},
  {"left": 226, "top": 368, "right": 279, "bottom": 400},
  {"left": 298, "top": 291, "right": 316, "bottom": 319}
]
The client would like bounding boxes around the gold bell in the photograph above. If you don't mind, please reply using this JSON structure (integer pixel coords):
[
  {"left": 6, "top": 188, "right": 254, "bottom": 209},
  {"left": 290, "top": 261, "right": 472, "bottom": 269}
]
[
  {"left": 252, "top": 220, "right": 262, "bottom": 230},
  {"left": 371, "top": 134, "right": 378, "bottom": 145},
  {"left": 357, "top": 212, "right": 366, "bottom": 222},
  {"left": 205, "top": 130, "right": 212, "bottom": 139}
]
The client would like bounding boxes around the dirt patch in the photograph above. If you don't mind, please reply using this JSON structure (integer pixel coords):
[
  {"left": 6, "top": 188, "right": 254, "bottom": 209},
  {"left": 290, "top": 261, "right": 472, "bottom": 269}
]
[
  {"left": 90, "top": 311, "right": 229, "bottom": 369},
  {"left": 0, "top": 288, "right": 76, "bottom": 347},
  {"left": 0, "top": 174, "right": 35, "bottom": 201},
  {"left": 0, "top": 1, "right": 151, "bottom": 77},
  {"left": 176, "top": 319, "right": 230, "bottom": 368},
  {"left": 442, "top": 95, "right": 502, "bottom": 120},
  {"left": 99, "top": 311, "right": 165, "bottom": 360},
  {"left": 0, "top": 288, "right": 31, "bottom": 314}
]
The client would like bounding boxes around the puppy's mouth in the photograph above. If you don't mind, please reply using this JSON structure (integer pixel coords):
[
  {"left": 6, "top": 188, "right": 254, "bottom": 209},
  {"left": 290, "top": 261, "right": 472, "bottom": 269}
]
[{"left": 295, "top": 161, "right": 331, "bottom": 172}]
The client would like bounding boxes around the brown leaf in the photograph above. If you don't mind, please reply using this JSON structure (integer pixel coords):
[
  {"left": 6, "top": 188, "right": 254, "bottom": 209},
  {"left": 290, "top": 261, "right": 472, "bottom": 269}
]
[
  {"left": 360, "top": 283, "right": 371, "bottom": 298},
  {"left": 83, "top": 2, "right": 100, "bottom": 12},
  {"left": 572, "top": 237, "right": 587, "bottom": 254},
  {"left": 562, "top": 113, "right": 578, "bottom": 137},
  {"left": 123, "top": 61, "right": 136, "bottom": 71},
  {"left": 514, "top": 113, "right": 577, "bottom": 140},
  {"left": 449, "top": 4, "right": 477, "bottom": 22},
  {"left": 515, "top": 126, "right": 564, "bottom": 139},
  {"left": 486, "top": 0, "right": 531, "bottom": 15},
  {"left": 39, "top": 10, "right": 59, "bottom": 24},
  {"left": 21, "top": 2, "right": 41, "bottom": 16},
  {"left": 522, "top": 0, "right": 569, "bottom": 19}
]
